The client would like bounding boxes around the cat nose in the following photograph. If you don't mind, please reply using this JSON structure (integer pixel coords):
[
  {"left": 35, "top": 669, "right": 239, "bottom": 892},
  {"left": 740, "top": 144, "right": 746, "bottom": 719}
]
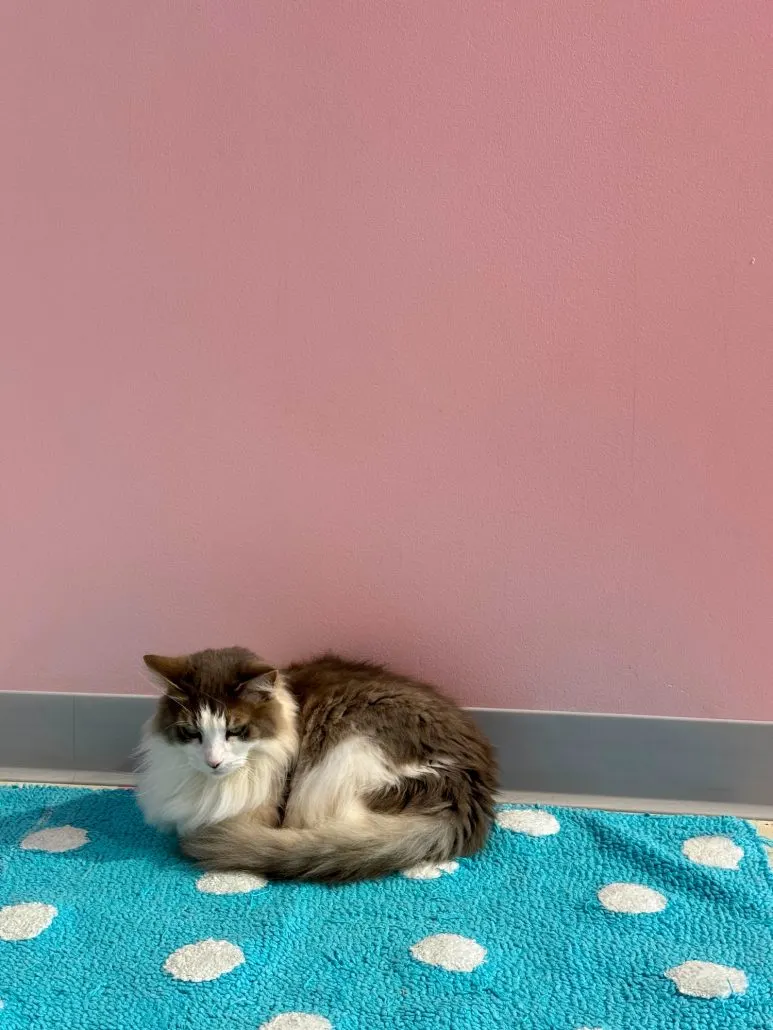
[{"left": 206, "top": 758, "right": 222, "bottom": 769}]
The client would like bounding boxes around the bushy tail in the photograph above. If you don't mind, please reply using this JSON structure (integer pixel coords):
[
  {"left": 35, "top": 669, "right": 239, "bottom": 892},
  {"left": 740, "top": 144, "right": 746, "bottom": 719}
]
[{"left": 181, "top": 813, "right": 458, "bottom": 884}]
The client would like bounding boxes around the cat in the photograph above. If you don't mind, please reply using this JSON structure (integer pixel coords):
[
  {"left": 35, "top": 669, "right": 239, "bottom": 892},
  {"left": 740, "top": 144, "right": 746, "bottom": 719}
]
[{"left": 136, "top": 647, "right": 497, "bottom": 883}]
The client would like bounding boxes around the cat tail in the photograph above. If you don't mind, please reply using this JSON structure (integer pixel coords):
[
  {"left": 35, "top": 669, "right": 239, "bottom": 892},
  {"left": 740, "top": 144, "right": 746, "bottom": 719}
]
[{"left": 181, "top": 812, "right": 461, "bottom": 883}]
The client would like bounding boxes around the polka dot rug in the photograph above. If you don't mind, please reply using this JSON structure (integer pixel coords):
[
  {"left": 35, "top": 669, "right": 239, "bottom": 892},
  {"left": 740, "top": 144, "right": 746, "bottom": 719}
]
[{"left": 0, "top": 786, "right": 771, "bottom": 1029}]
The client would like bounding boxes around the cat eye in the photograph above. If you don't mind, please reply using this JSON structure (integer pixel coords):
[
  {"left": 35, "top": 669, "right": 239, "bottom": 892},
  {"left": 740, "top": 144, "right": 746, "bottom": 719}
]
[
  {"left": 226, "top": 726, "right": 250, "bottom": 740},
  {"left": 177, "top": 726, "right": 201, "bottom": 743}
]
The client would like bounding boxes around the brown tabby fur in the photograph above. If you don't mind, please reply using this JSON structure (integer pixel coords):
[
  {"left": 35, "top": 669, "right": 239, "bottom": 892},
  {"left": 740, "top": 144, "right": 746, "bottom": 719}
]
[{"left": 285, "top": 654, "right": 497, "bottom": 852}]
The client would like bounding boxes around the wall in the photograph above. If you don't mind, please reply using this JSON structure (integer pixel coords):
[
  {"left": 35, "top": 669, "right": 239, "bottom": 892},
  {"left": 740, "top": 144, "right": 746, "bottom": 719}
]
[{"left": 1, "top": 1, "right": 771, "bottom": 717}]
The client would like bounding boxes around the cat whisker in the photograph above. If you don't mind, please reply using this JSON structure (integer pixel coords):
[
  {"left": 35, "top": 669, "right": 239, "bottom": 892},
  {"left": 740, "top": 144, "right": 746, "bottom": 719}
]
[{"left": 138, "top": 669, "right": 165, "bottom": 696}]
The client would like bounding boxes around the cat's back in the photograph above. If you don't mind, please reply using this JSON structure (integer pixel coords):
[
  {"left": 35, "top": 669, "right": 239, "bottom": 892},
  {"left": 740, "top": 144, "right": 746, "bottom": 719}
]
[
  {"left": 283, "top": 653, "right": 494, "bottom": 770},
  {"left": 285, "top": 653, "right": 444, "bottom": 709}
]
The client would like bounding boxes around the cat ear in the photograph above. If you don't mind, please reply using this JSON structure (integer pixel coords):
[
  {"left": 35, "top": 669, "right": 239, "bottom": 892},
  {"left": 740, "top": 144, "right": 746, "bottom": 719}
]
[
  {"left": 237, "top": 667, "right": 279, "bottom": 698},
  {"left": 143, "top": 654, "right": 191, "bottom": 693}
]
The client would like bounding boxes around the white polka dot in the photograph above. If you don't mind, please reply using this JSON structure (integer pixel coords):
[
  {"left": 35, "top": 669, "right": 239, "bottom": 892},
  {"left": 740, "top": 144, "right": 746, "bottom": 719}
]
[
  {"left": 258, "top": 1016, "right": 332, "bottom": 1030},
  {"left": 410, "top": 933, "right": 486, "bottom": 972},
  {"left": 196, "top": 871, "right": 267, "bottom": 894},
  {"left": 496, "top": 808, "right": 560, "bottom": 836},
  {"left": 665, "top": 960, "right": 748, "bottom": 999},
  {"left": 163, "top": 939, "right": 245, "bottom": 982},
  {"left": 402, "top": 861, "right": 459, "bottom": 880},
  {"left": 682, "top": 835, "right": 744, "bottom": 869},
  {"left": 598, "top": 882, "right": 667, "bottom": 914},
  {"left": 21, "top": 826, "right": 89, "bottom": 853},
  {"left": 0, "top": 902, "right": 57, "bottom": 941}
]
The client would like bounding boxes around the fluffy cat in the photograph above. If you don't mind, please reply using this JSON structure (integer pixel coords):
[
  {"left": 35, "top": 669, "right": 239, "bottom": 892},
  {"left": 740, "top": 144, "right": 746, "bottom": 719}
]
[{"left": 136, "top": 647, "right": 497, "bottom": 882}]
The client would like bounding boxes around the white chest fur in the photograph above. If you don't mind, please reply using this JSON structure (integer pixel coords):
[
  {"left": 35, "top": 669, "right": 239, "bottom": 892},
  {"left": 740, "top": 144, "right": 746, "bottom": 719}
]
[{"left": 136, "top": 730, "right": 294, "bottom": 835}]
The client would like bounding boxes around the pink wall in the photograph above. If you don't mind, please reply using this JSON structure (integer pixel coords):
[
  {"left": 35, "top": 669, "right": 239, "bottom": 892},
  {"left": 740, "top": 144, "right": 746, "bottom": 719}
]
[{"left": 1, "top": 2, "right": 772, "bottom": 717}]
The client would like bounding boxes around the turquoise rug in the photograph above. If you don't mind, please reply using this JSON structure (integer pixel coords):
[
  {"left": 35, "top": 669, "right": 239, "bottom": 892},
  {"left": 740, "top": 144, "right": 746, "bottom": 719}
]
[{"left": 0, "top": 786, "right": 770, "bottom": 1030}]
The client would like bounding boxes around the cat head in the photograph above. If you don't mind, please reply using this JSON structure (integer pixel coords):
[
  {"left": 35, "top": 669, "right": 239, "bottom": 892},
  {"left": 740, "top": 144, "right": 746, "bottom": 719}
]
[{"left": 144, "top": 647, "right": 282, "bottom": 778}]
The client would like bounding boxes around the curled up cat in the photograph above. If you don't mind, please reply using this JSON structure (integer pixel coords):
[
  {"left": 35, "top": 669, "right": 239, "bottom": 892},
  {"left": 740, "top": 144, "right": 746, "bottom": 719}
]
[{"left": 136, "top": 647, "right": 497, "bottom": 883}]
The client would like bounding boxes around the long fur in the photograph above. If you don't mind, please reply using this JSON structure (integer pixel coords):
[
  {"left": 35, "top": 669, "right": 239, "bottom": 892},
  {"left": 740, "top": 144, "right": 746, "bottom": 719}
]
[
  {"left": 136, "top": 729, "right": 295, "bottom": 834},
  {"left": 136, "top": 647, "right": 497, "bottom": 882},
  {"left": 181, "top": 811, "right": 458, "bottom": 884}
]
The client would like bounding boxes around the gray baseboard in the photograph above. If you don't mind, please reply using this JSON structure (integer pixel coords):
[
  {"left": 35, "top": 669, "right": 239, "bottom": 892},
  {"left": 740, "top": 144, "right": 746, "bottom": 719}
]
[
  {"left": 1, "top": 692, "right": 771, "bottom": 809},
  {"left": 472, "top": 708, "right": 773, "bottom": 808},
  {"left": 0, "top": 692, "right": 152, "bottom": 777}
]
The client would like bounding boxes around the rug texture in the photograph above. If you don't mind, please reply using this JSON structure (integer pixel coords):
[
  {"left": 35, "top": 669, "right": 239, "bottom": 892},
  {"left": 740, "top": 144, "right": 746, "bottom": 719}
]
[{"left": 0, "top": 786, "right": 771, "bottom": 1030}]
